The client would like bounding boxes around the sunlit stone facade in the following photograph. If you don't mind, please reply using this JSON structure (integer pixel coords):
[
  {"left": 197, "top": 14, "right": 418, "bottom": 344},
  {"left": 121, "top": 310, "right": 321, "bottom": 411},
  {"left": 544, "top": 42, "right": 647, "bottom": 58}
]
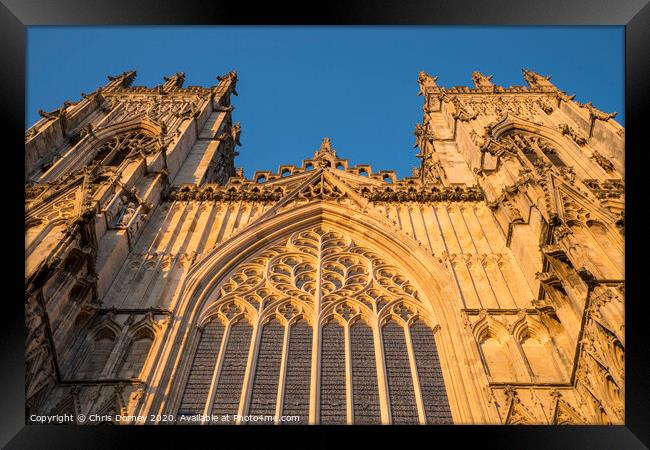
[{"left": 25, "top": 69, "right": 624, "bottom": 424}]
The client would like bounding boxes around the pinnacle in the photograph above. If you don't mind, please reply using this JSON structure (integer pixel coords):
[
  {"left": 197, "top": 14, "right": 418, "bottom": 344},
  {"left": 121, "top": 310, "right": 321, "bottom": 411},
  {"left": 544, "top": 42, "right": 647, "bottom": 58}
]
[{"left": 320, "top": 137, "right": 333, "bottom": 153}]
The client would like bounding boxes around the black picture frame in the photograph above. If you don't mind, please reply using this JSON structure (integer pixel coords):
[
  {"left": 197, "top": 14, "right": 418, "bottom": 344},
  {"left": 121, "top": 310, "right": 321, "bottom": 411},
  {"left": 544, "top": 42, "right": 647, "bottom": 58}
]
[{"left": 3, "top": 1, "right": 648, "bottom": 448}]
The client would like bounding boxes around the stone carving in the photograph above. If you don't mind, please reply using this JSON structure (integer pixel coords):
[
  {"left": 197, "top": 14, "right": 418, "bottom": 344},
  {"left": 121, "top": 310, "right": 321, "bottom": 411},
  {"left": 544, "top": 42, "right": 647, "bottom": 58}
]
[
  {"left": 106, "top": 195, "right": 127, "bottom": 226},
  {"left": 24, "top": 69, "right": 624, "bottom": 425},
  {"left": 535, "top": 97, "right": 554, "bottom": 114},
  {"left": 38, "top": 106, "right": 67, "bottom": 121},
  {"left": 471, "top": 71, "right": 494, "bottom": 90},
  {"left": 107, "top": 70, "right": 137, "bottom": 88},
  {"left": 582, "top": 179, "right": 624, "bottom": 200},
  {"left": 504, "top": 200, "right": 524, "bottom": 223},
  {"left": 231, "top": 122, "right": 242, "bottom": 146},
  {"left": 522, "top": 69, "right": 554, "bottom": 90},
  {"left": 417, "top": 71, "right": 438, "bottom": 96},
  {"left": 558, "top": 123, "right": 587, "bottom": 146},
  {"left": 314, "top": 137, "right": 337, "bottom": 165},
  {"left": 297, "top": 176, "right": 347, "bottom": 200},
  {"left": 212, "top": 226, "right": 424, "bottom": 314},
  {"left": 162, "top": 72, "right": 186, "bottom": 91},
  {"left": 590, "top": 150, "right": 615, "bottom": 173},
  {"left": 117, "top": 203, "right": 137, "bottom": 227},
  {"left": 554, "top": 91, "right": 576, "bottom": 107},
  {"left": 578, "top": 101, "right": 617, "bottom": 138},
  {"left": 615, "top": 211, "right": 624, "bottom": 235},
  {"left": 168, "top": 185, "right": 284, "bottom": 203},
  {"left": 216, "top": 70, "right": 238, "bottom": 83},
  {"left": 365, "top": 185, "right": 483, "bottom": 203},
  {"left": 451, "top": 97, "right": 478, "bottom": 122}
]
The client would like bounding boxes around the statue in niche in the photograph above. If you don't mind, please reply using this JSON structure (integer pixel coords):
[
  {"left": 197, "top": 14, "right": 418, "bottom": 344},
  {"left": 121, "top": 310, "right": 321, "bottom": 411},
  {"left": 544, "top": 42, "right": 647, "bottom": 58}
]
[
  {"left": 107, "top": 195, "right": 128, "bottom": 225},
  {"left": 118, "top": 203, "right": 137, "bottom": 227},
  {"left": 128, "top": 212, "right": 147, "bottom": 238},
  {"left": 230, "top": 122, "right": 242, "bottom": 146},
  {"left": 414, "top": 123, "right": 425, "bottom": 150}
]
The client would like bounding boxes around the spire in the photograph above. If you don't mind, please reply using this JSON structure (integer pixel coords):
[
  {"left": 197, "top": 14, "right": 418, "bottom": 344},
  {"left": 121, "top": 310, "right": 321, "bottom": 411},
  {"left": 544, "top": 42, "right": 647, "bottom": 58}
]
[
  {"left": 216, "top": 70, "right": 238, "bottom": 96},
  {"left": 105, "top": 70, "right": 136, "bottom": 91},
  {"left": 313, "top": 137, "right": 337, "bottom": 167},
  {"left": 319, "top": 137, "right": 334, "bottom": 154},
  {"left": 522, "top": 68, "right": 555, "bottom": 90},
  {"left": 471, "top": 71, "right": 494, "bottom": 90},
  {"left": 417, "top": 71, "right": 438, "bottom": 96},
  {"left": 162, "top": 72, "right": 185, "bottom": 91}
]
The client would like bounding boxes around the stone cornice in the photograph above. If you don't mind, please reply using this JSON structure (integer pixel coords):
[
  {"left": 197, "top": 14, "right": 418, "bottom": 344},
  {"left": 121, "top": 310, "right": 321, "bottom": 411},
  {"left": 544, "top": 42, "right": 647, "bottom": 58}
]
[{"left": 165, "top": 183, "right": 485, "bottom": 204}]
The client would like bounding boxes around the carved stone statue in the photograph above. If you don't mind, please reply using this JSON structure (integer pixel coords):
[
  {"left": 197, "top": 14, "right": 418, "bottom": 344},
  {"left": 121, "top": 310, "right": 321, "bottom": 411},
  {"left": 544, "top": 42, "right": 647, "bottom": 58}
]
[
  {"left": 118, "top": 202, "right": 137, "bottom": 227},
  {"left": 107, "top": 195, "right": 127, "bottom": 225},
  {"left": 414, "top": 123, "right": 425, "bottom": 149},
  {"left": 231, "top": 122, "right": 242, "bottom": 146}
]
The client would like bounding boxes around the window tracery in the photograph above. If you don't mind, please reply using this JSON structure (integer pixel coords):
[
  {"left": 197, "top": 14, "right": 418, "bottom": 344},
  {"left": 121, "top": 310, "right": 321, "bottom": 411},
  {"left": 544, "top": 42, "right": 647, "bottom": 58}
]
[
  {"left": 500, "top": 132, "right": 566, "bottom": 170},
  {"left": 91, "top": 131, "right": 160, "bottom": 167},
  {"left": 78, "top": 328, "right": 116, "bottom": 379},
  {"left": 175, "top": 225, "right": 452, "bottom": 424}
]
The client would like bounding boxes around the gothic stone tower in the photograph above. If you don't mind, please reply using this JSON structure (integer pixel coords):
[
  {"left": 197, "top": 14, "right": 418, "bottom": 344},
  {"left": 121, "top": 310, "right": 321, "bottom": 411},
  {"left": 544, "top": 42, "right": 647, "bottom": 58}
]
[
  {"left": 25, "top": 70, "right": 241, "bottom": 419},
  {"left": 25, "top": 69, "right": 624, "bottom": 425}
]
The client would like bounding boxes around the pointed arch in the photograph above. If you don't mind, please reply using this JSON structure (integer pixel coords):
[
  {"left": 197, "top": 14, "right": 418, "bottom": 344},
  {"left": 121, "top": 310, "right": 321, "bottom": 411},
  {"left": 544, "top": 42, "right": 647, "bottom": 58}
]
[
  {"left": 473, "top": 315, "right": 528, "bottom": 383},
  {"left": 117, "top": 317, "right": 157, "bottom": 379},
  {"left": 91, "top": 115, "right": 165, "bottom": 143},
  {"left": 551, "top": 397, "right": 587, "bottom": 425},
  {"left": 150, "top": 198, "right": 495, "bottom": 424},
  {"left": 512, "top": 315, "right": 565, "bottom": 382},
  {"left": 504, "top": 396, "right": 538, "bottom": 425},
  {"left": 76, "top": 324, "right": 119, "bottom": 379},
  {"left": 39, "top": 115, "right": 164, "bottom": 183},
  {"left": 489, "top": 113, "right": 603, "bottom": 179},
  {"left": 94, "top": 391, "right": 127, "bottom": 423}
]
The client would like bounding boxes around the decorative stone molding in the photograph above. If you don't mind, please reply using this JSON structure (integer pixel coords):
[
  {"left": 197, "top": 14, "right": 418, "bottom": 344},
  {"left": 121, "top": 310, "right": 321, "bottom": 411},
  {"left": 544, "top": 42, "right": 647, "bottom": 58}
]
[
  {"left": 24, "top": 69, "right": 625, "bottom": 425},
  {"left": 558, "top": 123, "right": 587, "bottom": 146},
  {"left": 590, "top": 150, "right": 616, "bottom": 173},
  {"left": 471, "top": 71, "right": 495, "bottom": 91},
  {"left": 417, "top": 71, "right": 438, "bottom": 96},
  {"left": 582, "top": 179, "right": 624, "bottom": 199}
]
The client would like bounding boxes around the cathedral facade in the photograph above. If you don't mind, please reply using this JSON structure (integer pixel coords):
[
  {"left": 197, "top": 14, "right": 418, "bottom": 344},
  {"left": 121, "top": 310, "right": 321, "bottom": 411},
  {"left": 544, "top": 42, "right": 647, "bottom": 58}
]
[{"left": 25, "top": 69, "right": 624, "bottom": 425}]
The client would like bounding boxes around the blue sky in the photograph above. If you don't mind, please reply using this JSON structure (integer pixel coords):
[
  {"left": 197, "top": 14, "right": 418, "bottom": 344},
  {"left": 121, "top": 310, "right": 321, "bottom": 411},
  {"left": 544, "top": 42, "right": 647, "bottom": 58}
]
[{"left": 27, "top": 26, "right": 624, "bottom": 179}]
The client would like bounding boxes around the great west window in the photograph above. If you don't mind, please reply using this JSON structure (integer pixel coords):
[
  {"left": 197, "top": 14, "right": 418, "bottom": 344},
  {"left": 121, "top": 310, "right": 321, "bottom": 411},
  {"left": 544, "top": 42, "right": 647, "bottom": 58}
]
[{"left": 175, "top": 226, "right": 452, "bottom": 424}]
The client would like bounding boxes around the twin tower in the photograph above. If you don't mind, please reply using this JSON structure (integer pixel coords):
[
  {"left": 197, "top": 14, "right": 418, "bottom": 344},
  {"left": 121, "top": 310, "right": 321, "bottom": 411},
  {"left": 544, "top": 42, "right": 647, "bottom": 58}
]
[{"left": 25, "top": 69, "right": 624, "bottom": 424}]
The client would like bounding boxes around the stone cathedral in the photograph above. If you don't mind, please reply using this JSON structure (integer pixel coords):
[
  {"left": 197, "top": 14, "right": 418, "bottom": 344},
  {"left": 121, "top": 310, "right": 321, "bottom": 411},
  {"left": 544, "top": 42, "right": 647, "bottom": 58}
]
[{"left": 25, "top": 69, "right": 624, "bottom": 425}]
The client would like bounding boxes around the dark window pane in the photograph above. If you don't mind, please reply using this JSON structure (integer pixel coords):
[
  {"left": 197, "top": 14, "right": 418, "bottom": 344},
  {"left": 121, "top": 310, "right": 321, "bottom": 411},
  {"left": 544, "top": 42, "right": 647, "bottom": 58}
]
[
  {"left": 319, "top": 321, "right": 346, "bottom": 424},
  {"left": 248, "top": 319, "right": 284, "bottom": 421},
  {"left": 176, "top": 320, "right": 224, "bottom": 421},
  {"left": 383, "top": 321, "right": 419, "bottom": 424},
  {"left": 351, "top": 321, "right": 381, "bottom": 424},
  {"left": 410, "top": 320, "right": 453, "bottom": 424},
  {"left": 283, "top": 319, "right": 312, "bottom": 424},
  {"left": 212, "top": 320, "right": 252, "bottom": 419}
]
